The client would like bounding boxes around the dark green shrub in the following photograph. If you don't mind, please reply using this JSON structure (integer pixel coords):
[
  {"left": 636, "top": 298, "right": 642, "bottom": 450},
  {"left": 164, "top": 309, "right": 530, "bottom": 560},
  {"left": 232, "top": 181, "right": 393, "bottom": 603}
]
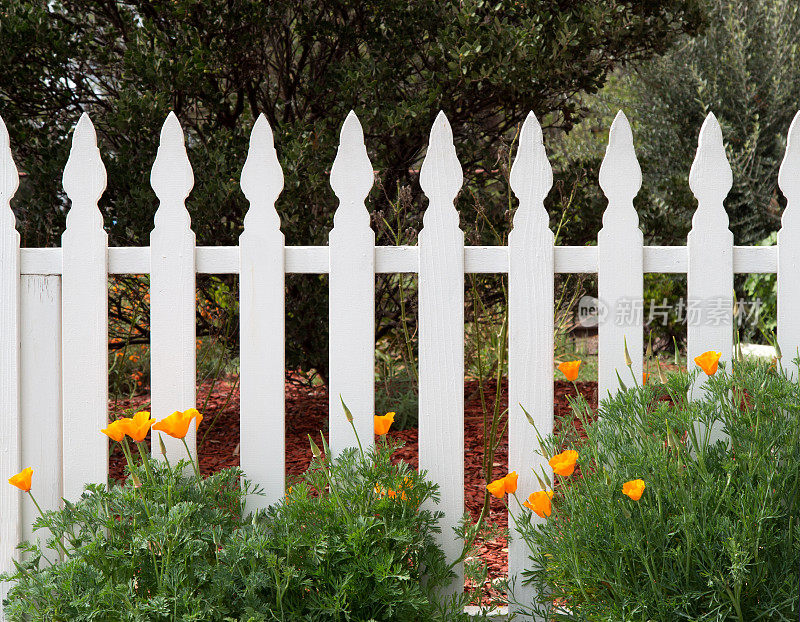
[{"left": 517, "top": 359, "right": 800, "bottom": 621}]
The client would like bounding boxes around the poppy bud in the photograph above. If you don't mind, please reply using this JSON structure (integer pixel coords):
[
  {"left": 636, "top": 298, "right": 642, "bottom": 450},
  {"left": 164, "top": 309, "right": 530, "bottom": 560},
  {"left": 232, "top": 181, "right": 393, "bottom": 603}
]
[
  {"left": 308, "top": 434, "right": 322, "bottom": 459},
  {"left": 340, "top": 396, "right": 353, "bottom": 423}
]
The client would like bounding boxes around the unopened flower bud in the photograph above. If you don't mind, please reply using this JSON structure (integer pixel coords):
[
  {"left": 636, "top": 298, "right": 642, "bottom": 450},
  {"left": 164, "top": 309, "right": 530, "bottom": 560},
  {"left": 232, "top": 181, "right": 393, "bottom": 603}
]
[
  {"left": 340, "top": 396, "right": 353, "bottom": 423},
  {"left": 657, "top": 359, "right": 668, "bottom": 384},
  {"left": 623, "top": 336, "right": 632, "bottom": 367},
  {"left": 308, "top": 434, "right": 322, "bottom": 459}
]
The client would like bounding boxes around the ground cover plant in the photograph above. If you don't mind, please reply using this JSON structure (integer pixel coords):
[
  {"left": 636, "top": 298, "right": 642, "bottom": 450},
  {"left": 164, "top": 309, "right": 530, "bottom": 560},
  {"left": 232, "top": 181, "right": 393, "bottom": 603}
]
[
  {"left": 2, "top": 408, "right": 479, "bottom": 621},
  {"left": 516, "top": 353, "right": 800, "bottom": 621}
]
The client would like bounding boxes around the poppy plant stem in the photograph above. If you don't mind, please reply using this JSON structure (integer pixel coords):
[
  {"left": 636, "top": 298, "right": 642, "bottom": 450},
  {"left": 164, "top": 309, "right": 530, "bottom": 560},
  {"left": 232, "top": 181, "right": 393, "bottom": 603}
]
[
  {"left": 27, "top": 490, "right": 45, "bottom": 518},
  {"left": 338, "top": 397, "right": 364, "bottom": 459},
  {"left": 120, "top": 438, "right": 140, "bottom": 480},
  {"left": 135, "top": 441, "right": 155, "bottom": 485},
  {"left": 181, "top": 437, "right": 204, "bottom": 489},
  {"left": 26, "top": 491, "right": 70, "bottom": 558},
  {"left": 321, "top": 462, "right": 349, "bottom": 519},
  {"left": 629, "top": 364, "right": 639, "bottom": 388},
  {"left": 347, "top": 419, "right": 364, "bottom": 459}
]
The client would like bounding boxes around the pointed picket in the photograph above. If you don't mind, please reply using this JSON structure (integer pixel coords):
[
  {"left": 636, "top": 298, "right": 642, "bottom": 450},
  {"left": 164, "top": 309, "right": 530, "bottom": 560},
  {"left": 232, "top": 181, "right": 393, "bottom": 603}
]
[
  {"left": 507, "top": 111, "right": 554, "bottom": 618},
  {"left": 418, "top": 111, "right": 464, "bottom": 593},
  {"left": 687, "top": 113, "right": 733, "bottom": 408},
  {"left": 778, "top": 112, "right": 800, "bottom": 373},
  {"left": 0, "top": 113, "right": 21, "bottom": 617},
  {"left": 61, "top": 113, "right": 108, "bottom": 501},
  {"left": 239, "top": 114, "right": 285, "bottom": 512},
  {"left": 329, "top": 111, "right": 375, "bottom": 457},
  {"left": 150, "top": 113, "right": 196, "bottom": 463},
  {"left": 597, "top": 111, "right": 643, "bottom": 398}
]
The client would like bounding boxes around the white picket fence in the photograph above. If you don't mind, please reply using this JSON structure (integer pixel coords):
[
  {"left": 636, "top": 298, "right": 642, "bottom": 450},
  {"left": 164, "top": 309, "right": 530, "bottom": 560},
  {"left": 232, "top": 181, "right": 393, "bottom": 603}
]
[{"left": 1, "top": 106, "right": 800, "bottom": 619}]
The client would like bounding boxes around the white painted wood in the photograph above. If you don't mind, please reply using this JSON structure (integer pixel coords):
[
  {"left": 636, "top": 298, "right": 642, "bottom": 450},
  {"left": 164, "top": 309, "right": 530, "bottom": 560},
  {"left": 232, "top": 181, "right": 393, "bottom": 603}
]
[
  {"left": 507, "top": 112, "right": 554, "bottom": 619},
  {"left": 0, "top": 113, "right": 21, "bottom": 619},
  {"left": 597, "top": 111, "right": 643, "bottom": 397},
  {"left": 688, "top": 113, "right": 734, "bottom": 405},
  {"left": 418, "top": 111, "right": 465, "bottom": 593},
  {"left": 239, "top": 114, "right": 285, "bottom": 511},
  {"left": 61, "top": 113, "right": 108, "bottom": 501},
  {"left": 150, "top": 113, "right": 196, "bottom": 462},
  {"left": 20, "top": 248, "right": 62, "bottom": 274},
  {"left": 16, "top": 244, "right": 781, "bottom": 276},
  {"left": 328, "top": 112, "right": 375, "bottom": 456},
  {"left": 731, "top": 246, "right": 775, "bottom": 273},
  {"left": 20, "top": 275, "right": 62, "bottom": 561},
  {"left": 778, "top": 111, "right": 800, "bottom": 371}
]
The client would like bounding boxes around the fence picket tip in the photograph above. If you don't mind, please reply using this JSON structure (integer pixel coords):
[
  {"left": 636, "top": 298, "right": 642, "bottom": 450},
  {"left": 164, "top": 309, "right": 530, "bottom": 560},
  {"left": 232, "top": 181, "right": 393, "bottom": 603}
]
[
  {"left": 689, "top": 112, "right": 732, "bottom": 204},
  {"left": 779, "top": 111, "right": 800, "bottom": 202},
  {"left": 509, "top": 112, "right": 551, "bottom": 208},
  {"left": 241, "top": 113, "right": 283, "bottom": 230},
  {"left": 330, "top": 111, "right": 373, "bottom": 209},
  {"left": 420, "top": 111, "right": 462, "bottom": 205},
  {"left": 0, "top": 117, "right": 19, "bottom": 215},
  {"left": 151, "top": 112, "right": 194, "bottom": 219},
  {"left": 62, "top": 113, "right": 106, "bottom": 218},
  {"left": 599, "top": 110, "right": 641, "bottom": 207}
]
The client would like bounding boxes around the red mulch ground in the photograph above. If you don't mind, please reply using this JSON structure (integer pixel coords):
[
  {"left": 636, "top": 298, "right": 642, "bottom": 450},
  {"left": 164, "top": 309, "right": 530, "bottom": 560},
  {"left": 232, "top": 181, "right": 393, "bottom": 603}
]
[{"left": 108, "top": 377, "right": 597, "bottom": 605}]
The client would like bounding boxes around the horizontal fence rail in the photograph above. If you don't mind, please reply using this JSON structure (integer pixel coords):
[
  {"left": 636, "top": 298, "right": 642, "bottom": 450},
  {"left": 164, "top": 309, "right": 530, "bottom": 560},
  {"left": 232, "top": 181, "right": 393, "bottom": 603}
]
[
  {"left": 13, "top": 243, "right": 784, "bottom": 275},
  {"left": 2, "top": 106, "right": 800, "bottom": 622}
]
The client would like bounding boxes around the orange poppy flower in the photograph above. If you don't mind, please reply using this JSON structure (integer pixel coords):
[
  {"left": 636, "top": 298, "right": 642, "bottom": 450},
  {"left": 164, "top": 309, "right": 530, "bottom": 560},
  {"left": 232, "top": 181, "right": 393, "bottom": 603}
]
[
  {"left": 486, "top": 478, "right": 506, "bottom": 498},
  {"left": 8, "top": 467, "right": 33, "bottom": 492},
  {"left": 117, "top": 411, "right": 156, "bottom": 442},
  {"left": 504, "top": 471, "right": 518, "bottom": 493},
  {"left": 549, "top": 450, "right": 579, "bottom": 477},
  {"left": 643, "top": 372, "right": 649, "bottom": 384},
  {"left": 694, "top": 351, "right": 721, "bottom": 376},
  {"left": 523, "top": 490, "right": 554, "bottom": 518},
  {"left": 622, "top": 479, "right": 646, "bottom": 501},
  {"left": 374, "top": 412, "right": 395, "bottom": 436},
  {"left": 558, "top": 360, "right": 581, "bottom": 382},
  {"left": 101, "top": 419, "right": 127, "bottom": 442},
  {"left": 152, "top": 408, "right": 203, "bottom": 440},
  {"left": 486, "top": 471, "right": 518, "bottom": 498}
]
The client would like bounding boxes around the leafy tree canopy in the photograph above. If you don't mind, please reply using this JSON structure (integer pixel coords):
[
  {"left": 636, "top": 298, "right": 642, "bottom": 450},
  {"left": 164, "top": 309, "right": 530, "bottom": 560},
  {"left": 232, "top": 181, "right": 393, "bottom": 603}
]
[
  {"left": 587, "top": 0, "right": 799, "bottom": 246},
  {"left": 551, "top": 0, "right": 799, "bottom": 349},
  {"left": 0, "top": 0, "right": 704, "bottom": 375}
]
